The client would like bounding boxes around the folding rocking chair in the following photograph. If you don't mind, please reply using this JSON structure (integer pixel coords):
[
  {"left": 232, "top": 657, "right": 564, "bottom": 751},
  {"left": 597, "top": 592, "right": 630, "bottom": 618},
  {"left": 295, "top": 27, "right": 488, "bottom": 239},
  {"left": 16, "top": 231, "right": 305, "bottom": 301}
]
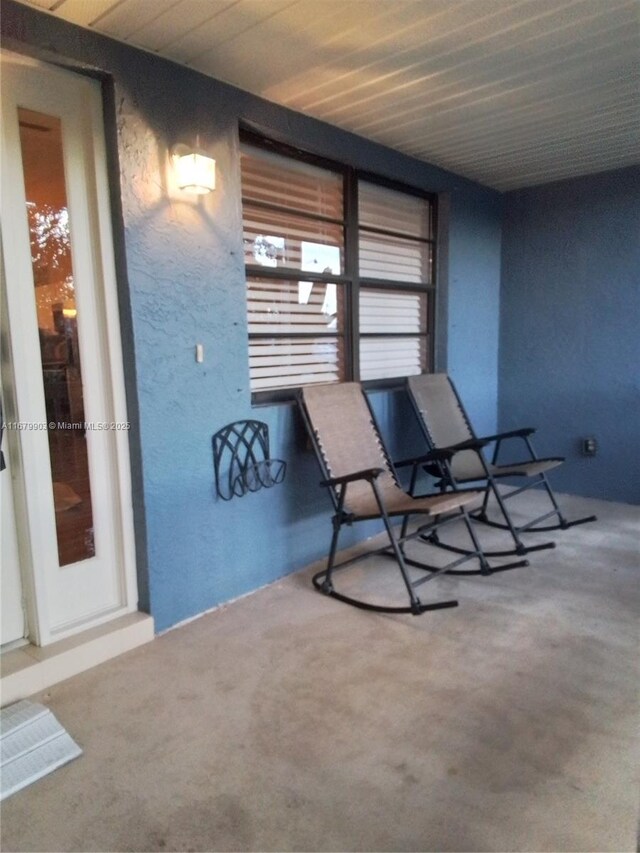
[
  {"left": 406, "top": 374, "right": 596, "bottom": 557},
  {"left": 298, "top": 383, "right": 528, "bottom": 616}
]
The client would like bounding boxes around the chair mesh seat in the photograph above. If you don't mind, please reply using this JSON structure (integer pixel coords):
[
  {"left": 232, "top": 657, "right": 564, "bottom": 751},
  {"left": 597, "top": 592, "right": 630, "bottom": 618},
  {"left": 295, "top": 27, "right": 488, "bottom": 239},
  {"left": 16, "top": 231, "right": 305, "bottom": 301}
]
[
  {"left": 343, "top": 479, "right": 482, "bottom": 520},
  {"left": 490, "top": 459, "right": 563, "bottom": 478},
  {"left": 452, "top": 454, "right": 563, "bottom": 482}
]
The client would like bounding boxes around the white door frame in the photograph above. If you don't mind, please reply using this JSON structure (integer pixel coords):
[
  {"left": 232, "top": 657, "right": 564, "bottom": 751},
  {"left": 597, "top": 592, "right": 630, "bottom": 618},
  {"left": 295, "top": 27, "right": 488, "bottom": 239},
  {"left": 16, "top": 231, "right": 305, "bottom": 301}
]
[
  {"left": 1, "top": 273, "right": 27, "bottom": 647},
  {"left": 1, "top": 51, "right": 139, "bottom": 646}
]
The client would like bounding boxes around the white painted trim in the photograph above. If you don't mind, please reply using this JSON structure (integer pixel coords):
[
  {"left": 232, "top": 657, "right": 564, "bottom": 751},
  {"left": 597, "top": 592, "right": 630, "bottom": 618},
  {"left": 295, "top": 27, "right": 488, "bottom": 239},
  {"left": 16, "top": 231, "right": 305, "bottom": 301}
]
[
  {"left": 0, "top": 51, "right": 139, "bottom": 644},
  {"left": 88, "top": 86, "right": 140, "bottom": 615},
  {"left": 0, "top": 613, "right": 154, "bottom": 707}
]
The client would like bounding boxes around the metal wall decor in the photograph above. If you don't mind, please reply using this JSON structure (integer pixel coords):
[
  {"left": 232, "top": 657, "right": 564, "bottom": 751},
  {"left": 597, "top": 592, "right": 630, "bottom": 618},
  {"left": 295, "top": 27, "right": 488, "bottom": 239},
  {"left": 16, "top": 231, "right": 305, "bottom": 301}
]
[{"left": 212, "top": 420, "right": 286, "bottom": 501}]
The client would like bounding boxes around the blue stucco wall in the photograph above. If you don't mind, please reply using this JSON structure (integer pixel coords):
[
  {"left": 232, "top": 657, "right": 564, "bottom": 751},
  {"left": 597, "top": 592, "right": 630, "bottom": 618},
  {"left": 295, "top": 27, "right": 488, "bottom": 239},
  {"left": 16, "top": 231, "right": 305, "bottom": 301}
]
[
  {"left": 499, "top": 167, "right": 640, "bottom": 505},
  {"left": 447, "top": 189, "right": 503, "bottom": 437},
  {"left": 2, "top": 0, "right": 503, "bottom": 631}
]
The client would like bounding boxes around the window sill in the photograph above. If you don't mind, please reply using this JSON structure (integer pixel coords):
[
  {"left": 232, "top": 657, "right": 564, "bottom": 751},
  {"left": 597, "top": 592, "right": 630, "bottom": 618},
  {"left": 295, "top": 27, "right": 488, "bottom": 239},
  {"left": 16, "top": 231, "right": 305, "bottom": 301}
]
[
  {"left": 250, "top": 376, "right": 416, "bottom": 407},
  {"left": 251, "top": 392, "right": 298, "bottom": 408}
]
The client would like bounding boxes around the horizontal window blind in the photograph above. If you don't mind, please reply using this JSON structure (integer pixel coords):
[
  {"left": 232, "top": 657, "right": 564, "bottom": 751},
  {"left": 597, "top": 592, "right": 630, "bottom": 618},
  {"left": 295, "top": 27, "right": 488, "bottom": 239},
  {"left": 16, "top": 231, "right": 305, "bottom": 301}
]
[
  {"left": 247, "top": 279, "right": 342, "bottom": 335},
  {"left": 358, "top": 232, "right": 431, "bottom": 284},
  {"left": 244, "top": 204, "right": 343, "bottom": 272},
  {"left": 359, "top": 181, "right": 432, "bottom": 240},
  {"left": 360, "top": 337, "right": 426, "bottom": 381},
  {"left": 357, "top": 179, "right": 432, "bottom": 381},
  {"left": 359, "top": 289, "right": 426, "bottom": 334},
  {"left": 241, "top": 145, "right": 343, "bottom": 221},
  {"left": 249, "top": 338, "right": 343, "bottom": 391}
]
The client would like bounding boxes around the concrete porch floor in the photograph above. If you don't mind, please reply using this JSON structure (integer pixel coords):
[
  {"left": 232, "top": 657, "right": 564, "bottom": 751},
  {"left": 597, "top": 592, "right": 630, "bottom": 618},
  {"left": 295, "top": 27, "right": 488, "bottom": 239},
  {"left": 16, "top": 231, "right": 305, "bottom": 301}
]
[{"left": 1, "top": 492, "right": 639, "bottom": 852}]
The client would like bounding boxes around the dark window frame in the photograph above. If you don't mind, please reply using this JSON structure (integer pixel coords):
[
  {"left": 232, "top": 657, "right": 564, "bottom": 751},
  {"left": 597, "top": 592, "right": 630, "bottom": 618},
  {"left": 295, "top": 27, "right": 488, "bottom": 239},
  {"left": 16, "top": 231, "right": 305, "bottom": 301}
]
[{"left": 240, "top": 129, "right": 437, "bottom": 404}]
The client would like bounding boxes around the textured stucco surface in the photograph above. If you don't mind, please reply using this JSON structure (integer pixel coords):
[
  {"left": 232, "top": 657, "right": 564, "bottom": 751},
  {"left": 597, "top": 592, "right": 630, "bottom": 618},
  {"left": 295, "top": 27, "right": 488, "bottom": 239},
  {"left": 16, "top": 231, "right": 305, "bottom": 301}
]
[
  {"left": 2, "top": 0, "right": 504, "bottom": 631},
  {"left": 447, "top": 187, "right": 503, "bottom": 437},
  {"left": 500, "top": 166, "right": 640, "bottom": 504}
]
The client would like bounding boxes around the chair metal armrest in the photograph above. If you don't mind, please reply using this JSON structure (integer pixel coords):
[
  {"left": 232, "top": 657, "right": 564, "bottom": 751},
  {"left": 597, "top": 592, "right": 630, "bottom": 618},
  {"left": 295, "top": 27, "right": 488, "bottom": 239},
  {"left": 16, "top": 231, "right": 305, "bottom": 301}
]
[
  {"left": 478, "top": 427, "right": 536, "bottom": 443},
  {"left": 321, "top": 467, "right": 385, "bottom": 488},
  {"left": 395, "top": 449, "right": 453, "bottom": 468},
  {"left": 485, "top": 427, "right": 538, "bottom": 465},
  {"left": 439, "top": 436, "right": 490, "bottom": 453}
]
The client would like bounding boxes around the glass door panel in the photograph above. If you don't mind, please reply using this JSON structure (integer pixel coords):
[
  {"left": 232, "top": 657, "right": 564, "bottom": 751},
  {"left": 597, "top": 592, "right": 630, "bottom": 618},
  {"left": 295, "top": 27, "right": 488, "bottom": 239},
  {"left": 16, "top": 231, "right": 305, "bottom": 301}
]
[{"left": 17, "top": 108, "right": 95, "bottom": 566}]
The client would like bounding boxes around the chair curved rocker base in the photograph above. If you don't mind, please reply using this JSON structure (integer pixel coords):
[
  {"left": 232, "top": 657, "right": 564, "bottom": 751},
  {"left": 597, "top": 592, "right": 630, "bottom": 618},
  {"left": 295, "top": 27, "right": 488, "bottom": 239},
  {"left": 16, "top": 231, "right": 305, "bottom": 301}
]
[
  {"left": 422, "top": 526, "right": 551, "bottom": 558},
  {"left": 470, "top": 510, "right": 597, "bottom": 537},
  {"left": 312, "top": 570, "right": 458, "bottom": 615},
  {"left": 405, "top": 544, "right": 529, "bottom": 574}
]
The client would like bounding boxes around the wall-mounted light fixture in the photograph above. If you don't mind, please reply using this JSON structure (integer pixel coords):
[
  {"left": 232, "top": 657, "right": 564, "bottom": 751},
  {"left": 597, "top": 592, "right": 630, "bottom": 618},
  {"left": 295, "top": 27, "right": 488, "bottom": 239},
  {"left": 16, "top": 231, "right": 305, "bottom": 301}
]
[{"left": 172, "top": 142, "right": 216, "bottom": 194}]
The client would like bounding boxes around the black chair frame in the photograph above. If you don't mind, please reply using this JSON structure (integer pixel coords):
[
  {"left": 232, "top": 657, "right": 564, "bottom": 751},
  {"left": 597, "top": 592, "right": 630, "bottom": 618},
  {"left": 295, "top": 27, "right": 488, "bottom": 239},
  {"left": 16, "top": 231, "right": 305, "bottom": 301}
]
[
  {"left": 299, "top": 385, "right": 527, "bottom": 616},
  {"left": 407, "top": 378, "right": 596, "bottom": 558}
]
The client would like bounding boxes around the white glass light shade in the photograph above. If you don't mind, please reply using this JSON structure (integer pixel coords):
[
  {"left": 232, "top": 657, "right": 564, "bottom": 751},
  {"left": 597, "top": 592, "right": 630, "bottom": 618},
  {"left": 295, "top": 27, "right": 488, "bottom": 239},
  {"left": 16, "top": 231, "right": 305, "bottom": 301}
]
[{"left": 174, "top": 149, "right": 216, "bottom": 194}]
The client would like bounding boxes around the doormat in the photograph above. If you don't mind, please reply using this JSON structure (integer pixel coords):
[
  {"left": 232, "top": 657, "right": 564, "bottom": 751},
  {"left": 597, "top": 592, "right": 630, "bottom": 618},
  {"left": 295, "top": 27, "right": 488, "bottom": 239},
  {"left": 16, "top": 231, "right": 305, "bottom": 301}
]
[{"left": 0, "top": 699, "right": 82, "bottom": 800}]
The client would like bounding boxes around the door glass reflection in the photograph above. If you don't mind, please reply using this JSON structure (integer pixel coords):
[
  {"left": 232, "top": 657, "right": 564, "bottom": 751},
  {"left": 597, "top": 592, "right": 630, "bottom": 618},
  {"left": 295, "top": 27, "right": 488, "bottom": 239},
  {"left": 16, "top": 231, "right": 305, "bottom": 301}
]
[{"left": 18, "top": 108, "right": 96, "bottom": 566}]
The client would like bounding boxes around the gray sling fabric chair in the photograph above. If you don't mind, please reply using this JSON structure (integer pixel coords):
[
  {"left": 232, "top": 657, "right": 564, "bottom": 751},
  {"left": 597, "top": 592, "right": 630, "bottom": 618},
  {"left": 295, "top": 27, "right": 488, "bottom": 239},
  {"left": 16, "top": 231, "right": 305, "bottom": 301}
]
[
  {"left": 298, "top": 383, "right": 527, "bottom": 616},
  {"left": 406, "top": 374, "right": 596, "bottom": 557}
]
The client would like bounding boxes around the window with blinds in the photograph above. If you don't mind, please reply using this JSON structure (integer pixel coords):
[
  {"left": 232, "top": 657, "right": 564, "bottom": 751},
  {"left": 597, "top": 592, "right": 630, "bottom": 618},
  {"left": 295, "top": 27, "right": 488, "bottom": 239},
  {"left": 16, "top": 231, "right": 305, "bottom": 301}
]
[
  {"left": 240, "top": 134, "right": 436, "bottom": 397},
  {"left": 357, "top": 180, "right": 434, "bottom": 381},
  {"left": 241, "top": 142, "right": 345, "bottom": 394},
  {"left": 247, "top": 279, "right": 344, "bottom": 389}
]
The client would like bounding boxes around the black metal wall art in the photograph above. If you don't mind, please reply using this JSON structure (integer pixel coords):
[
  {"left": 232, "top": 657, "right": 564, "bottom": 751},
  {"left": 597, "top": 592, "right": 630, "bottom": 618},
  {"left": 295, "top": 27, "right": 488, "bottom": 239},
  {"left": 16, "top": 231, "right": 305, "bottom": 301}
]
[{"left": 212, "top": 420, "right": 286, "bottom": 500}]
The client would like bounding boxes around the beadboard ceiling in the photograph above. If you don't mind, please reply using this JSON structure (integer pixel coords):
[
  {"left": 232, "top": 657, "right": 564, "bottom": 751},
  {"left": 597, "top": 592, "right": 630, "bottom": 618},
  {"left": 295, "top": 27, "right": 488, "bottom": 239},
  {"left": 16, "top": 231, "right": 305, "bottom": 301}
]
[{"left": 16, "top": 0, "right": 640, "bottom": 190}]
